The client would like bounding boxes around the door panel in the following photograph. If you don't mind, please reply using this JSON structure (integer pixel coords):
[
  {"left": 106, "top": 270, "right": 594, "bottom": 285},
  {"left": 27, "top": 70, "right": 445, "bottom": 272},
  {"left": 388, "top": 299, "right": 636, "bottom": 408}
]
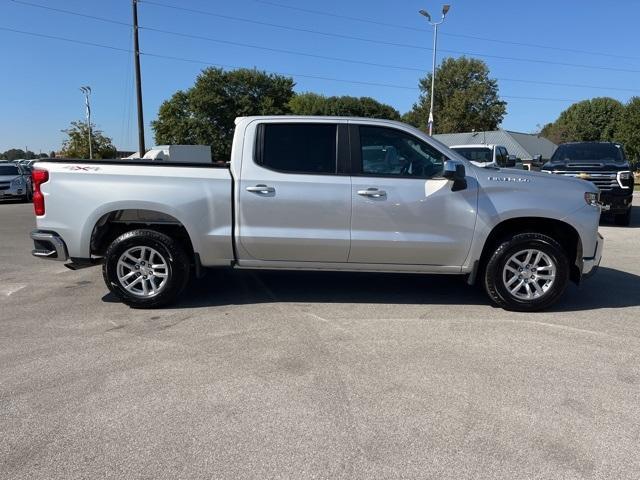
[
  {"left": 237, "top": 121, "right": 351, "bottom": 262},
  {"left": 348, "top": 123, "right": 477, "bottom": 266},
  {"left": 350, "top": 176, "right": 477, "bottom": 265}
]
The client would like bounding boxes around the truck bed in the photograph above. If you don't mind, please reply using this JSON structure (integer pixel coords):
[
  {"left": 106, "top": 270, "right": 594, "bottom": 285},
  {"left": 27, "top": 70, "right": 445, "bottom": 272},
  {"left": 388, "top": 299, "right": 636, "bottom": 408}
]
[{"left": 34, "top": 159, "right": 234, "bottom": 266}]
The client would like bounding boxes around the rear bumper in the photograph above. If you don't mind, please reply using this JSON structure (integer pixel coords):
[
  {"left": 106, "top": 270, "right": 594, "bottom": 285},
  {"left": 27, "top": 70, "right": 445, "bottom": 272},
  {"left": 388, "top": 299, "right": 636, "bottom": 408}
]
[
  {"left": 30, "top": 230, "right": 68, "bottom": 261},
  {"left": 582, "top": 232, "right": 603, "bottom": 278}
]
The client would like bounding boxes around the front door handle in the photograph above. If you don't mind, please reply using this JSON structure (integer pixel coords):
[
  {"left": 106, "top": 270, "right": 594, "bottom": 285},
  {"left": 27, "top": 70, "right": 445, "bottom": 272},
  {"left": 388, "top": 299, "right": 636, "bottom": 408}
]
[
  {"left": 357, "top": 188, "right": 386, "bottom": 198},
  {"left": 246, "top": 184, "right": 275, "bottom": 194}
]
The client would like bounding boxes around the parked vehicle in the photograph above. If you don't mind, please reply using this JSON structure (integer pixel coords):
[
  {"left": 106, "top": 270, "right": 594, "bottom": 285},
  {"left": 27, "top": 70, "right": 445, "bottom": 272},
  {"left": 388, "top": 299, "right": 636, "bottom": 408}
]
[
  {"left": 0, "top": 163, "right": 32, "bottom": 201},
  {"left": 542, "top": 142, "right": 634, "bottom": 226},
  {"left": 29, "top": 116, "right": 603, "bottom": 311},
  {"left": 449, "top": 144, "right": 522, "bottom": 169}
]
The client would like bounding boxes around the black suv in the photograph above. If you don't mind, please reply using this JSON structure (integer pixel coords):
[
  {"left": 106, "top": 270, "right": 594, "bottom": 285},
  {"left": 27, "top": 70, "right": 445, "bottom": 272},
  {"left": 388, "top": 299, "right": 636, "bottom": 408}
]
[{"left": 542, "top": 142, "right": 634, "bottom": 226}]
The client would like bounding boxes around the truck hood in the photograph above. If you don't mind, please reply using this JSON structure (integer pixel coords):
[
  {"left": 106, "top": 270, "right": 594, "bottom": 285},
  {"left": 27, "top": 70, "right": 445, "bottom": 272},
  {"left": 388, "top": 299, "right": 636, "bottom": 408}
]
[
  {"left": 472, "top": 164, "right": 597, "bottom": 216},
  {"left": 473, "top": 164, "right": 594, "bottom": 190}
]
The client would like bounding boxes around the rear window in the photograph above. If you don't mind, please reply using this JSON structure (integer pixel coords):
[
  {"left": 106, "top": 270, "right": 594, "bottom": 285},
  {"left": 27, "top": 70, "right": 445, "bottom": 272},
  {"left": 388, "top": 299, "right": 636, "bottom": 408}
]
[
  {"left": 0, "top": 165, "right": 20, "bottom": 175},
  {"left": 259, "top": 123, "right": 337, "bottom": 174},
  {"left": 551, "top": 143, "right": 624, "bottom": 163},
  {"left": 451, "top": 147, "right": 493, "bottom": 163}
]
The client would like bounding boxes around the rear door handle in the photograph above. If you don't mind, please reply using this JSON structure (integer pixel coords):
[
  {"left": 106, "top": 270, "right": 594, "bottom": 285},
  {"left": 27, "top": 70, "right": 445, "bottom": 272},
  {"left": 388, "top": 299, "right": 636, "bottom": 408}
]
[
  {"left": 357, "top": 188, "right": 386, "bottom": 198},
  {"left": 246, "top": 184, "right": 275, "bottom": 194}
]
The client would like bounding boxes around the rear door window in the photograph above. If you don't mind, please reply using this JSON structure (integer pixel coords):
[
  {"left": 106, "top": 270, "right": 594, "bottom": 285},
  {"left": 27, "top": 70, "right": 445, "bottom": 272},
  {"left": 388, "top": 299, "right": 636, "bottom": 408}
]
[{"left": 257, "top": 123, "right": 337, "bottom": 174}]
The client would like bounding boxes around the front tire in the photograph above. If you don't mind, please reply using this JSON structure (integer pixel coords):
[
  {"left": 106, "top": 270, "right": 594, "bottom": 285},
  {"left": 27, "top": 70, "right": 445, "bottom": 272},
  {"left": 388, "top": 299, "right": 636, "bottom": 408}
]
[
  {"left": 484, "top": 233, "right": 570, "bottom": 312},
  {"left": 102, "top": 229, "right": 190, "bottom": 308}
]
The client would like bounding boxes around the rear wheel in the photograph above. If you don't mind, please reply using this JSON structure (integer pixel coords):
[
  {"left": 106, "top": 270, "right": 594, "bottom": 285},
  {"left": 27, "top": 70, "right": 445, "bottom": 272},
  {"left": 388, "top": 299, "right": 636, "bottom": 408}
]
[
  {"left": 484, "top": 233, "right": 570, "bottom": 312},
  {"left": 102, "top": 229, "right": 190, "bottom": 308},
  {"left": 614, "top": 208, "right": 631, "bottom": 226}
]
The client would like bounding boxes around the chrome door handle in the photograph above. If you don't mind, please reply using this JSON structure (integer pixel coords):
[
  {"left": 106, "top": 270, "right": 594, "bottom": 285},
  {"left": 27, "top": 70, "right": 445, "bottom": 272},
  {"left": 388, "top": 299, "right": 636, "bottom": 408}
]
[
  {"left": 357, "top": 188, "right": 386, "bottom": 198},
  {"left": 246, "top": 184, "right": 275, "bottom": 194}
]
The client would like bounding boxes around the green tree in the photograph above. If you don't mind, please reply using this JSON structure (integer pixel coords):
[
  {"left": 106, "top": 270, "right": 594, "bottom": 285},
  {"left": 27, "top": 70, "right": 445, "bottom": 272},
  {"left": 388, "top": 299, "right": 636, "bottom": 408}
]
[
  {"left": 289, "top": 93, "right": 400, "bottom": 120},
  {"left": 402, "top": 57, "right": 506, "bottom": 134},
  {"left": 59, "top": 121, "right": 117, "bottom": 159},
  {"left": 152, "top": 68, "right": 295, "bottom": 160},
  {"left": 541, "top": 97, "right": 624, "bottom": 145},
  {"left": 615, "top": 97, "right": 640, "bottom": 164},
  {"left": 1, "top": 149, "right": 34, "bottom": 160}
]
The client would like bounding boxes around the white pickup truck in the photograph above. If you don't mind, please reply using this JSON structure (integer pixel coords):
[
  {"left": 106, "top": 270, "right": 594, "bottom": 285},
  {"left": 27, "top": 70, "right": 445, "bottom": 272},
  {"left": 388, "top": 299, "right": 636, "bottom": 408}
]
[{"left": 30, "top": 116, "right": 603, "bottom": 311}]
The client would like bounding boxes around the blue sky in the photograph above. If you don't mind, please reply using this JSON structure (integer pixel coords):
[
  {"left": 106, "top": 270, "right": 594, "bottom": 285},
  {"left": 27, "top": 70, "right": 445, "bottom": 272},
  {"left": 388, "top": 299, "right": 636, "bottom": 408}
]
[{"left": 1, "top": 0, "right": 639, "bottom": 152}]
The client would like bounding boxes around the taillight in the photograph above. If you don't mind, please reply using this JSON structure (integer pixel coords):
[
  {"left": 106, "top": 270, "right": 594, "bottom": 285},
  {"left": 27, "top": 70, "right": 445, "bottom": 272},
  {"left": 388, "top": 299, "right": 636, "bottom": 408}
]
[{"left": 32, "top": 169, "right": 49, "bottom": 216}]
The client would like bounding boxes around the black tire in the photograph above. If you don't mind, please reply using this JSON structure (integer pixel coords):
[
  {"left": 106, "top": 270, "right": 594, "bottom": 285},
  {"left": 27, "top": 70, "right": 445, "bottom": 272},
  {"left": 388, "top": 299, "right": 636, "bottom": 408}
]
[
  {"left": 614, "top": 208, "right": 631, "bottom": 226},
  {"left": 483, "top": 233, "right": 570, "bottom": 312},
  {"left": 102, "top": 229, "right": 190, "bottom": 308}
]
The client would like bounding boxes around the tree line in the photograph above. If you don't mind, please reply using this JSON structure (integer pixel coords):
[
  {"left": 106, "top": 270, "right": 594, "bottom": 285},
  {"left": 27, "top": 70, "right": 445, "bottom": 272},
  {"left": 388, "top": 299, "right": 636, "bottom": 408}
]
[
  {"left": 152, "top": 58, "right": 506, "bottom": 161},
  {"left": 0, "top": 149, "right": 51, "bottom": 161}
]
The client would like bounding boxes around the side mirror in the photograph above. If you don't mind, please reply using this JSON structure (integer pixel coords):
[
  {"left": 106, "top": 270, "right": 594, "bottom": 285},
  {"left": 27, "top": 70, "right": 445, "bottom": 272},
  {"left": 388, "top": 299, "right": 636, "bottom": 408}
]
[
  {"left": 443, "top": 160, "right": 467, "bottom": 191},
  {"left": 533, "top": 154, "right": 542, "bottom": 163},
  {"left": 506, "top": 155, "right": 517, "bottom": 168}
]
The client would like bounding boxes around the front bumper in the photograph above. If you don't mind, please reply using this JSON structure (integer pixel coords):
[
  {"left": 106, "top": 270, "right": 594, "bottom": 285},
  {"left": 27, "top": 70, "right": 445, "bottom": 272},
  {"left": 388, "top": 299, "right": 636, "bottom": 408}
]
[
  {"left": 582, "top": 232, "right": 603, "bottom": 278},
  {"left": 599, "top": 190, "right": 633, "bottom": 214},
  {"left": 0, "top": 186, "right": 26, "bottom": 198},
  {"left": 30, "top": 230, "right": 68, "bottom": 261}
]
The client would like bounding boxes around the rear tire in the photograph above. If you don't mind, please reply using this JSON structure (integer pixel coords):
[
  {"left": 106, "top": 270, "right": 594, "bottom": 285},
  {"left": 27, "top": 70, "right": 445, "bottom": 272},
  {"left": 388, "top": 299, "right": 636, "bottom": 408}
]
[
  {"left": 102, "top": 229, "right": 190, "bottom": 308},
  {"left": 614, "top": 208, "right": 631, "bottom": 226},
  {"left": 484, "top": 233, "right": 570, "bottom": 312}
]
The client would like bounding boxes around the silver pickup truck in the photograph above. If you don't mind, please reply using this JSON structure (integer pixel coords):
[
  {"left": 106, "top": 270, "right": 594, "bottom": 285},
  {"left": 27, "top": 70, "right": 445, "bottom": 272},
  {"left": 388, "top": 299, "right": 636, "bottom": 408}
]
[{"left": 29, "top": 116, "right": 603, "bottom": 311}]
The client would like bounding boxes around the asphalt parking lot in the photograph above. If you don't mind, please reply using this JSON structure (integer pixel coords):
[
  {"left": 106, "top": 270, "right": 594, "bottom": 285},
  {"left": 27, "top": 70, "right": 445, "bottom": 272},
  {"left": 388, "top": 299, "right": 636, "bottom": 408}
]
[{"left": 1, "top": 197, "right": 640, "bottom": 480}]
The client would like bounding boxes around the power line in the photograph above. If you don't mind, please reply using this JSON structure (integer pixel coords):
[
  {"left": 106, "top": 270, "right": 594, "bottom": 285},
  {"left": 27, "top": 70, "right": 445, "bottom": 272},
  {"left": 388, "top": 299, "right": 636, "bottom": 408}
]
[
  {"left": 251, "top": 0, "right": 640, "bottom": 62},
  {"left": 9, "top": 0, "right": 640, "bottom": 88},
  {"left": 140, "top": 25, "right": 640, "bottom": 77},
  {"left": 0, "top": 27, "right": 632, "bottom": 102},
  {"left": 0, "top": 26, "right": 581, "bottom": 102},
  {"left": 0, "top": 26, "right": 131, "bottom": 53},
  {"left": 9, "top": 0, "right": 131, "bottom": 27},
  {"left": 137, "top": 2, "right": 640, "bottom": 74},
  {"left": 140, "top": 26, "right": 424, "bottom": 73}
]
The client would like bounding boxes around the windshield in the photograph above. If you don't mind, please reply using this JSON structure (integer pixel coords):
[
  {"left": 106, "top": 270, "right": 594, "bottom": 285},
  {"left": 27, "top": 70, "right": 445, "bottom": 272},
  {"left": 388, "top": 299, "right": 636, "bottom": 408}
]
[
  {"left": 451, "top": 147, "right": 493, "bottom": 163},
  {"left": 0, "top": 165, "right": 20, "bottom": 176},
  {"left": 551, "top": 143, "right": 624, "bottom": 163}
]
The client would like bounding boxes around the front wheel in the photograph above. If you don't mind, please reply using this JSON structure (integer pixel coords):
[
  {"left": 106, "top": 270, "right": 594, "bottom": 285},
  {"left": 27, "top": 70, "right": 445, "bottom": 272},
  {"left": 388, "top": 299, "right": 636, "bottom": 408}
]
[
  {"left": 102, "top": 229, "right": 190, "bottom": 308},
  {"left": 483, "top": 233, "right": 570, "bottom": 312}
]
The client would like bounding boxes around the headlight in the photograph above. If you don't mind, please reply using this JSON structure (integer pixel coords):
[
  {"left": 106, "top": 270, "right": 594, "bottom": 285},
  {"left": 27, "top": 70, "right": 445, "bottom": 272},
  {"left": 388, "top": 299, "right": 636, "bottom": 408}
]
[
  {"left": 617, "top": 171, "right": 631, "bottom": 188},
  {"left": 11, "top": 177, "right": 23, "bottom": 187},
  {"left": 584, "top": 191, "right": 600, "bottom": 207}
]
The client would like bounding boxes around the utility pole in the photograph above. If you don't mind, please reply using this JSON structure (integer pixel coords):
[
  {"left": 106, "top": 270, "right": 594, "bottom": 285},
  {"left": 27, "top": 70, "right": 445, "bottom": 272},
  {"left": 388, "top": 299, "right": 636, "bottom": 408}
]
[
  {"left": 132, "top": 0, "right": 146, "bottom": 157},
  {"left": 419, "top": 5, "right": 451, "bottom": 136},
  {"left": 80, "top": 86, "right": 92, "bottom": 159}
]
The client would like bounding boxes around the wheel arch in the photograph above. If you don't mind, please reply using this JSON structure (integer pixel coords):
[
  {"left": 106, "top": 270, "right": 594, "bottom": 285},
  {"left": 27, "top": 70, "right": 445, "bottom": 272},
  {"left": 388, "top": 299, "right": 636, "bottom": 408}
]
[
  {"left": 477, "top": 217, "right": 583, "bottom": 284},
  {"left": 89, "top": 207, "right": 196, "bottom": 262}
]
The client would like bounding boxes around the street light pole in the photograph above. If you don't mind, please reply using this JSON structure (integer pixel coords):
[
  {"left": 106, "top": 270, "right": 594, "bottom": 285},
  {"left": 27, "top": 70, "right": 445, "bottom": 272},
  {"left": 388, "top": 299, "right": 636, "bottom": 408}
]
[
  {"left": 80, "top": 86, "right": 92, "bottom": 159},
  {"left": 419, "top": 5, "right": 451, "bottom": 136}
]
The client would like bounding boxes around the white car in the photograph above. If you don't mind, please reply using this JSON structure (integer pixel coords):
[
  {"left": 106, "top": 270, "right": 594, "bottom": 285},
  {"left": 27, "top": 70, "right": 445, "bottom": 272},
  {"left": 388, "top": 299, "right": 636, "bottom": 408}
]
[{"left": 450, "top": 144, "right": 522, "bottom": 169}]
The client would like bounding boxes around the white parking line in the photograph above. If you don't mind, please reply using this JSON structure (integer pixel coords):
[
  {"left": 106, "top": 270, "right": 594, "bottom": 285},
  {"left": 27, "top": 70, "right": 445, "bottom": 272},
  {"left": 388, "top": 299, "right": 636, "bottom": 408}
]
[{"left": 0, "top": 284, "right": 27, "bottom": 296}]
